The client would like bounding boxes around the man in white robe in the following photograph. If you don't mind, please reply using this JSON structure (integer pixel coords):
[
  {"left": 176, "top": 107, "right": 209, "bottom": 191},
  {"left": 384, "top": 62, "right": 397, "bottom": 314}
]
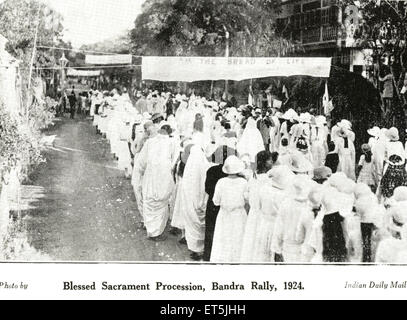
[{"left": 137, "top": 126, "right": 177, "bottom": 240}]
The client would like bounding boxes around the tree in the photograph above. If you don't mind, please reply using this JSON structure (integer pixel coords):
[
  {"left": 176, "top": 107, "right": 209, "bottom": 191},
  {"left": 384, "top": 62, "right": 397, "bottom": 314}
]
[
  {"left": 130, "top": 0, "right": 289, "bottom": 57},
  {"left": 80, "top": 33, "right": 131, "bottom": 54},
  {"left": 339, "top": 0, "right": 407, "bottom": 131},
  {"left": 0, "top": 0, "right": 70, "bottom": 100}
]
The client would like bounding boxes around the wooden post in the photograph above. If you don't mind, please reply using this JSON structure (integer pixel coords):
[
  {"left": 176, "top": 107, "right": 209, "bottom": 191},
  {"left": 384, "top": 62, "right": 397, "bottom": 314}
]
[{"left": 26, "top": 4, "right": 41, "bottom": 123}]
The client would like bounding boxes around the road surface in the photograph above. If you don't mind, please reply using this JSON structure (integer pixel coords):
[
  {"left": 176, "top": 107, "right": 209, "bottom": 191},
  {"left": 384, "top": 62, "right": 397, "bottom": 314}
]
[{"left": 17, "top": 116, "right": 191, "bottom": 262}]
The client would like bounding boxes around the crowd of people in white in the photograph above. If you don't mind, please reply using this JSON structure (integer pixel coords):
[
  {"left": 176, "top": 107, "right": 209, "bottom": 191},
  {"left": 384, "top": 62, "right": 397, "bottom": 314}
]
[{"left": 85, "top": 87, "right": 407, "bottom": 264}]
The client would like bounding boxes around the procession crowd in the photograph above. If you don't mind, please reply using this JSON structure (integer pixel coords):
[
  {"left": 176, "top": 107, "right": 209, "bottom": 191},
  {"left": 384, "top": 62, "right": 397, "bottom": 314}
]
[{"left": 80, "top": 87, "right": 407, "bottom": 264}]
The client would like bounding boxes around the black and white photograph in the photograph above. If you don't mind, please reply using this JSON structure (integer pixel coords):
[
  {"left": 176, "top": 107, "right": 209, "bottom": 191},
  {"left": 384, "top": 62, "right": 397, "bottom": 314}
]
[{"left": 1, "top": 0, "right": 407, "bottom": 301}]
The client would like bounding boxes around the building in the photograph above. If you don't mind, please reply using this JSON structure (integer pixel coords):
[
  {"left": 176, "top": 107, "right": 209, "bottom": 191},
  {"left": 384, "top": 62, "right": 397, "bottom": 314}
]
[{"left": 276, "top": 0, "right": 372, "bottom": 76}]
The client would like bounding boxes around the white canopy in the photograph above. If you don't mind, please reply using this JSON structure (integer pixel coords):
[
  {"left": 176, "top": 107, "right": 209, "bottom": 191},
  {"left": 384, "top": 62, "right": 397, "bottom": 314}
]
[
  {"left": 67, "top": 69, "right": 101, "bottom": 77},
  {"left": 142, "top": 56, "right": 332, "bottom": 82},
  {"left": 85, "top": 54, "right": 132, "bottom": 65}
]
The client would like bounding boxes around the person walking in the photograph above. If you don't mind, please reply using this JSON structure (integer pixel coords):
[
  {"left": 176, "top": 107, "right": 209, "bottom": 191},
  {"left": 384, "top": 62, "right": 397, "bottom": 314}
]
[
  {"left": 68, "top": 90, "right": 77, "bottom": 119},
  {"left": 210, "top": 156, "right": 249, "bottom": 263}
]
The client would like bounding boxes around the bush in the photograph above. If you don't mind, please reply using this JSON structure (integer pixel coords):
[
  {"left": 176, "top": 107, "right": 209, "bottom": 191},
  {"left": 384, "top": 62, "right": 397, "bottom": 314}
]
[
  {"left": 28, "top": 96, "right": 57, "bottom": 131},
  {"left": 0, "top": 104, "right": 44, "bottom": 183}
]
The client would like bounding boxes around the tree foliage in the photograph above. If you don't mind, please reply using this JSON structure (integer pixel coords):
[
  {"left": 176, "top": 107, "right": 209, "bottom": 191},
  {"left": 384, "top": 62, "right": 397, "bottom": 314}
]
[
  {"left": 130, "top": 0, "right": 292, "bottom": 57},
  {"left": 0, "top": 0, "right": 68, "bottom": 68},
  {"left": 0, "top": 0, "right": 62, "bottom": 181},
  {"left": 80, "top": 33, "right": 131, "bottom": 54},
  {"left": 339, "top": 0, "right": 407, "bottom": 129}
]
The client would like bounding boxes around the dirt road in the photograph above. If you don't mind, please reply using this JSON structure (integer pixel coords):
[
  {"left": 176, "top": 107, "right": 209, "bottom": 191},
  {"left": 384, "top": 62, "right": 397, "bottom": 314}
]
[{"left": 19, "top": 117, "right": 191, "bottom": 262}]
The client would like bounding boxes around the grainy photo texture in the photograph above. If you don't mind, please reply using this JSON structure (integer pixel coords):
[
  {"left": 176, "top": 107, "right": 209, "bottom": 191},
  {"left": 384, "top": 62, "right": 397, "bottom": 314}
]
[{"left": 0, "top": 0, "right": 406, "bottom": 264}]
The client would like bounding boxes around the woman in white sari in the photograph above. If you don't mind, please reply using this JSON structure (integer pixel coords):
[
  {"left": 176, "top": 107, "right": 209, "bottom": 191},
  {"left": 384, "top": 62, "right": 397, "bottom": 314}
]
[
  {"left": 254, "top": 165, "right": 294, "bottom": 262},
  {"left": 237, "top": 117, "right": 265, "bottom": 165},
  {"left": 181, "top": 143, "right": 211, "bottom": 260}
]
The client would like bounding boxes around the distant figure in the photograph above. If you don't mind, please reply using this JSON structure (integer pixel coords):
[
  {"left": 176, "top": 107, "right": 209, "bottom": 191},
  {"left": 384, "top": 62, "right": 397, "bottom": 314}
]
[{"left": 68, "top": 90, "right": 77, "bottom": 119}]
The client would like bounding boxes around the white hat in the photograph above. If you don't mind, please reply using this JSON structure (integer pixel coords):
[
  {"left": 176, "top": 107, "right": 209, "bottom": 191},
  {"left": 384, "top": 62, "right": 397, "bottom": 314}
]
[
  {"left": 315, "top": 116, "right": 327, "bottom": 128},
  {"left": 268, "top": 165, "right": 295, "bottom": 190},
  {"left": 392, "top": 186, "right": 407, "bottom": 202},
  {"left": 328, "top": 172, "right": 348, "bottom": 191},
  {"left": 133, "top": 114, "right": 143, "bottom": 125},
  {"left": 354, "top": 183, "right": 373, "bottom": 199},
  {"left": 340, "top": 119, "right": 352, "bottom": 130},
  {"left": 299, "top": 113, "right": 311, "bottom": 124},
  {"left": 222, "top": 156, "right": 245, "bottom": 175},
  {"left": 387, "top": 203, "right": 407, "bottom": 234},
  {"left": 367, "top": 126, "right": 381, "bottom": 137},
  {"left": 289, "top": 152, "right": 313, "bottom": 174},
  {"left": 336, "top": 178, "right": 356, "bottom": 195},
  {"left": 336, "top": 126, "right": 350, "bottom": 138},
  {"left": 283, "top": 109, "right": 298, "bottom": 121},
  {"left": 143, "top": 112, "right": 151, "bottom": 120},
  {"left": 386, "top": 127, "right": 400, "bottom": 142}
]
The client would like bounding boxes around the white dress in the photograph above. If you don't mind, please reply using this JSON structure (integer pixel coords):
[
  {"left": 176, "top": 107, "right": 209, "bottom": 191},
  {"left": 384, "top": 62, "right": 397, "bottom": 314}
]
[
  {"left": 138, "top": 135, "right": 176, "bottom": 237},
  {"left": 272, "top": 197, "right": 308, "bottom": 263},
  {"left": 132, "top": 153, "right": 145, "bottom": 222},
  {"left": 240, "top": 174, "right": 268, "bottom": 262},
  {"left": 335, "top": 135, "right": 356, "bottom": 181},
  {"left": 311, "top": 126, "right": 328, "bottom": 168},
  {"left": 372, "top": 138, "right": 386, "bottom": 187},
  {"left": 376, "top": 238, "right": 407, "bottom": 263},
  {"left": 237, "top": 118, "right": 265, "bottom": 163},
  {"left": 171, "top": 175, "right": 186, "bottom": 230},
  {"left": 357, "top": 155, "right": 375, "bottom": 186},
  {"left": 345, "top": 213, "right": 363, "bottom": 263},
  {"left": 253, "top": 183, "right": 288, "bottom": 262},
  {"left": 296, "top": 207, "right": 317, "bottom": 263},
  {"left": 308, "top": 211, "right": 325, "bottom": 263},
  {"left": 211, "top": 177, "right": 248, "bottom": 263}
]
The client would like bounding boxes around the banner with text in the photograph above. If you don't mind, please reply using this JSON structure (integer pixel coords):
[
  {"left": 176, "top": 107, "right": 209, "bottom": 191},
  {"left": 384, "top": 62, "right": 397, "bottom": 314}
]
[
  {"left": 67, "top": 69, "right": 101, "bottom": 77},
  {"left": 85, "top": 54, "right": 132, "bottom": 65},
  {"left": 142, "top": 57, "right": 332, "bottom": 82}
]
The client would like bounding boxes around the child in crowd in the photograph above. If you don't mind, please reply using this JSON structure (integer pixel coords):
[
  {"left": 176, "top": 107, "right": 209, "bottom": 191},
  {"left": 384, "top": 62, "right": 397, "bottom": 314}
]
[{"left": 357, "top": 144, "right": 376, "bottom": 192}]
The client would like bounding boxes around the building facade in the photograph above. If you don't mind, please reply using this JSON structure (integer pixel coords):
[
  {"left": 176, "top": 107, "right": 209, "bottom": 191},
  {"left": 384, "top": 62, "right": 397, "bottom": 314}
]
[{"left": 276, "top": 0, "right": 371, "bottom": 75}]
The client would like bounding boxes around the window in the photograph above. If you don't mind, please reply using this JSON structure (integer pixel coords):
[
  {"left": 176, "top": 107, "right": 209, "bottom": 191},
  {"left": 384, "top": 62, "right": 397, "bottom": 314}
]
[
  {"left": 315, "top": 9, "right": 322, "bottom": 25},
  {"left": 293, "top": 4, "right": 301, "bottom": 14},
  {"left": 329, "top": 6, "right": 339, "bottom": 24},
  {"left": 301, "top": 13, "right": 307, "bottom": 28}
]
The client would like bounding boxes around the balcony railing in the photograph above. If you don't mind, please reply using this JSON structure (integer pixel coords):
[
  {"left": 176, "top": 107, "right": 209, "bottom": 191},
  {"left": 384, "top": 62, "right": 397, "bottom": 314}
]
[
  {"left": 322, "top": 25, "right": 338, "bottom": 42},
  {"left": 303, "top": 27, "right": 321, "bottom": 44}
]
